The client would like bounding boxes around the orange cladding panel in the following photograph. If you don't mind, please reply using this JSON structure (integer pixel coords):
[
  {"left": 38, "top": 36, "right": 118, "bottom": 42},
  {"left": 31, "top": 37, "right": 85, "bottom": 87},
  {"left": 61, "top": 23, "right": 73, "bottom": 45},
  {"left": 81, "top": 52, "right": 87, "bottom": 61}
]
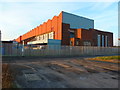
[
  {"left": 41, "top": 25, "right": 43, "bottom": 34},
  {"left": 34, "top": 28, "right": 37, "bottom": 36},
  {"left": 18, "top": 37, "right": 20, "bottom": 42},
  {"left": 30, "top": 31, "right": 32, "bottom": 38},
  {"left": 22, "top": 34, "right": 24, "bottom": 40},
  {"left": 23, "top": 34, "right": 25, "bottom": 40},
  {"left": 15, "top": 37, "right": 20, "bottom": 42},
  {"left": 43, "top": 22, "right": 47, "bottom": 34},
  {"left": 46, "top": 19, "right": 52, "bottom": 33},
  {"left": 76, "top": 29, "right": 82, "bottom": 38},
  {"left": 57, "top": 12, "right": 62, "bottom": 40},
  {"left": 31, "top": 29, "right": 34, "bottom": 37},
  {"left": 26, "top": 32, "right": 29, "bottom": 39},
  {"left": 29, "top": 30, "right": 31, "bottom": 38},
  {"left": 33, "top": 28, "right": 36, "bottom": 36},
  {"left": 30, "top": 30, "right": 32, "bottom": 37},
  {"left": 27, "top": 32, "right": 29, "bottom": 39},
  {"left": 31, "top": 29, "right": 33, "bottom": 37},
  {"left": 25, "top": 33, "right": 27, "bottom": 39},
  {"left": 38, "top": 25, "right": 42, "bottom": 35},
  {"left": 32, "top": 29, "right": 34, "bottom": 36},
  {"left": 24, "top": 33, "right": 26, "bottom": 40},
  {"left": 52, "top": 16, "right": 58, "bottom": 39},
  {"left": 38, "top": 25, "right": 40, "bottom": 35},
  {"left": 36, "top": 26, "right": 39, "bottom": 36},
  {"left": 32, "top": 30, "right": 34, "bottom": 37},
  {"left": 28, "top": 31, "right": 30, "bottom": 38}
]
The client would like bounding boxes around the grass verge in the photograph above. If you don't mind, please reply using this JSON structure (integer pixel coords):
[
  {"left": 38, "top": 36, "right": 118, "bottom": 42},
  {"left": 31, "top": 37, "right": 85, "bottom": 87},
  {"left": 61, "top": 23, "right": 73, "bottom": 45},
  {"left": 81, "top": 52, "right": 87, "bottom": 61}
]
[{"left": 87, "top": 56, "right": 120, "bottom": 63}]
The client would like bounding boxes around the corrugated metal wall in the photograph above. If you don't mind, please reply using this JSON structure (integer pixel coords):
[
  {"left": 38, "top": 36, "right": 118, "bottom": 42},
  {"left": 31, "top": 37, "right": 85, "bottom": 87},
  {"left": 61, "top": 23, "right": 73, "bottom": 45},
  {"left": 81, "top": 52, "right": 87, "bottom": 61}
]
[{"left": 62, "top": 11, "right": 94, "bottom": 29}]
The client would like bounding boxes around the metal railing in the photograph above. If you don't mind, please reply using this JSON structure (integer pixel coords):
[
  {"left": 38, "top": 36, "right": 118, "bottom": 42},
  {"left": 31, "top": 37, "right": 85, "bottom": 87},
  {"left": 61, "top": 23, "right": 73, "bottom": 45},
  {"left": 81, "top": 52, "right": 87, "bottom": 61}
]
[{"left": 2, "top": 43, "right": 119, "bottom": 57}]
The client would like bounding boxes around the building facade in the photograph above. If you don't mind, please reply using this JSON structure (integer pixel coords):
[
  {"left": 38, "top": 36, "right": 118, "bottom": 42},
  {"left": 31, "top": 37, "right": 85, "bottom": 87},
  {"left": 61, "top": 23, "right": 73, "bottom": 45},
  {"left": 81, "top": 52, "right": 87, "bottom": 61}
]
[{"left": 15, "top": 11, "right": 113, "bottom": 47}]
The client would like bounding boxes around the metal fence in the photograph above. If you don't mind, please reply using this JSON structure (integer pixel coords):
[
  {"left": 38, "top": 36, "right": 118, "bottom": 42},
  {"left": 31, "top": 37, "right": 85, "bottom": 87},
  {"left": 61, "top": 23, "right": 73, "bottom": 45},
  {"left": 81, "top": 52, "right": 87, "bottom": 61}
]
[{"left": 2, "top": 43, "right": 119, "bottom": 57}]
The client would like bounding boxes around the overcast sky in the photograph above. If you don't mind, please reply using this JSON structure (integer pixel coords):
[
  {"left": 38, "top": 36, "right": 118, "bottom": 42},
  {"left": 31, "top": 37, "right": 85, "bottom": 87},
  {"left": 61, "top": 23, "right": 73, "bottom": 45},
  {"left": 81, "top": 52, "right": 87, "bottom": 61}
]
[{"left": 0, "top": 0, "right": 119, "bottom": 46}]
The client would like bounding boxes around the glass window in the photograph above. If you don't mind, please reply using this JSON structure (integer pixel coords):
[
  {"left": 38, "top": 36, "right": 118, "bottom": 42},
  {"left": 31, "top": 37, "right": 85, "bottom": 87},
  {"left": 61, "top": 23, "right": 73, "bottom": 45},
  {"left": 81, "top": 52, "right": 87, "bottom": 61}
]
[
  {"left": 76, "top": 41, "right": 79, "bottom": 45},
  {"left": 97, "top": 35, "right": 101, "bottom": 47},
  {"left": 70, "top": 32, "right": 74, "bottom": 38},
  {"left": 70, "top": 41, "right": 73, "bottom": 45},
  {"left": 105, "top": 36, "right": 108, "bottom": 47},
  {"left": 102, "top": 35, "right": 104, "bottom": 47}
]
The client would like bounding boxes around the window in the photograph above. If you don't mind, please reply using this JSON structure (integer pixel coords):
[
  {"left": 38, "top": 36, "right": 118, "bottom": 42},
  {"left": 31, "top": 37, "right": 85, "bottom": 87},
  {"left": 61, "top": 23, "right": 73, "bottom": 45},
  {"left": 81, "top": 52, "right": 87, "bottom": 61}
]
[
  {"left": 70, "top": 41, "right": 73, "bottom": 45},
  {"left": 76, "top": 40, "right": 79, "bottom": 45},
  {"left": 39, "top": 36, "right": 41, "bottom": 40},
  {"left": 70, "top": 32, "right": 75, "bottom": 38},
  {"left": 42, "top": 35, "right": 44, "bottom": 39},
  {"left": 49, "top": 32, "right": 54, "bottom": 39},
  {"left": 97, "top": 35, "right": 101, "bottom": 47},
  {"left": 102, "top": 35, "right": 104, "bottom": 47},
  {"left": 105, "top": 36, "right": 108, "bottom": 47}
]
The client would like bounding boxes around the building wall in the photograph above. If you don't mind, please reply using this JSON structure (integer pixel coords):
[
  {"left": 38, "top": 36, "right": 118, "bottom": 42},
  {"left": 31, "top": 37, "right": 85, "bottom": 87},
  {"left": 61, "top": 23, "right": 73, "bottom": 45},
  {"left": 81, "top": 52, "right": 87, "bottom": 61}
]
[
  {"left": 62, "top": 11, "right": 94, "bottom": 29},
  {"left": 15, "top": 11, "right": 94, "bottom": 43},
  {"left": 61, "top": 23, "right": 113, "bottom": 47},
  {"left": 90, "top": 29, "right": 113, "bottom": 47},
  {"left": 77, "top": 29, "right": 113, "bottom": 47},
  {"left": 16, "top": 12, "right": 63, "bottom": 44},
  {"left": 62, "top": 23, "right": 70, "bottom": 45},
  {"left": 15, "top": 11, "right": 113, "bottom": 47}
]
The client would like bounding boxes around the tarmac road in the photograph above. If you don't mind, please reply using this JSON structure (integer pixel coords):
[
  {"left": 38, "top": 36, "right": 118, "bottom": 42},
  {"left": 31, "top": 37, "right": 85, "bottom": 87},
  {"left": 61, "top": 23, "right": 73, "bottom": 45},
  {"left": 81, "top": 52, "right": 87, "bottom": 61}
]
[{"left": 2, "top": 57, "right": 119, "bottom": 88}]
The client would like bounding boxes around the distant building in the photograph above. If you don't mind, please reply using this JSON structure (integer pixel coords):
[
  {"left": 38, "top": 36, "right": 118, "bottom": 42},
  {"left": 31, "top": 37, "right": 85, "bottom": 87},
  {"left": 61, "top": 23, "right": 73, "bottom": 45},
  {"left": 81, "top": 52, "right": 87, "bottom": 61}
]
[
  {"left": 1, "top": 41, "right": 19, "bottom": 55},
  {"left": 2, "top": 41, "right": 18, "bottom": 44},
  {"left": 15, "top": 11, "right": 113, "bottom": 47}
]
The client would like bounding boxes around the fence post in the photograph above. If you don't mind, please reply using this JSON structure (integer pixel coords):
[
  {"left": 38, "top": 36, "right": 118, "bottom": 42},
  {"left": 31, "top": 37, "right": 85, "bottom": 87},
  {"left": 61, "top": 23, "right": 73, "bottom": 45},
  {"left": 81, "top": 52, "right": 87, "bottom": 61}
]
[
  {"left": 0, "top": 30, "right": 2, "bottom": 90},
  {"left": 22, "top": 41, "right": 25, "bottom": 56}
]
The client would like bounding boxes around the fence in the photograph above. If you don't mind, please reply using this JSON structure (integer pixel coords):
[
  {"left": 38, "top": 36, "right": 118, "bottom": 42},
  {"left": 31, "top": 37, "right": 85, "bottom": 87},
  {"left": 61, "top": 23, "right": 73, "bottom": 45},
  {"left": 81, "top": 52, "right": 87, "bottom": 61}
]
[{"left": 2, "top": 43, "right": 119, "bottom": 57}]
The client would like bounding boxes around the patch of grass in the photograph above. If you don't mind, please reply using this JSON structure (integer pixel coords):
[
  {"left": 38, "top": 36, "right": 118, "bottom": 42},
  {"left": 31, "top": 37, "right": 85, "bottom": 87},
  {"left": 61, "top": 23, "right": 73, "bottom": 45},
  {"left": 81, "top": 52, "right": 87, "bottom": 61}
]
[
  {"left": 87, "top": 56, "right": 120, "bottom": 63},
  {"left": 95, "top": 56, "right": 120, "bottom": 60}
]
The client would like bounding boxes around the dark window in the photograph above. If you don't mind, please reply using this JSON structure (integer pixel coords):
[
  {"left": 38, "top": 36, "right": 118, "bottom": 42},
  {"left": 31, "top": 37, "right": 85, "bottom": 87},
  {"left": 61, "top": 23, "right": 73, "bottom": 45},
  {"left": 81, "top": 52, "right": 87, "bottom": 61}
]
[{"left": 70, "top": 32, "right": 75, "bottom": 38}]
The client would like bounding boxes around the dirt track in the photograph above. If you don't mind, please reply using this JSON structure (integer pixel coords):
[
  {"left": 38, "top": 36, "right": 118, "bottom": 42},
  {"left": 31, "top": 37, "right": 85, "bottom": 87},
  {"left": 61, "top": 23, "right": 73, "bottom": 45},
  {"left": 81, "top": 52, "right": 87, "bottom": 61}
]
[{"left": 3, "top": 57, "right": 119, "bottom": 88}]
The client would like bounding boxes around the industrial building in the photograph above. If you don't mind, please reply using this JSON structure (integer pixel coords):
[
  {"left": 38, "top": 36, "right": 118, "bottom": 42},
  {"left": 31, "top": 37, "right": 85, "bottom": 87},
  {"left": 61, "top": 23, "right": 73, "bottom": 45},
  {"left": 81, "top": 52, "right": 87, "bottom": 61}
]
[{"left": 15, "top": 11, "right": 113, "bottom": 47}]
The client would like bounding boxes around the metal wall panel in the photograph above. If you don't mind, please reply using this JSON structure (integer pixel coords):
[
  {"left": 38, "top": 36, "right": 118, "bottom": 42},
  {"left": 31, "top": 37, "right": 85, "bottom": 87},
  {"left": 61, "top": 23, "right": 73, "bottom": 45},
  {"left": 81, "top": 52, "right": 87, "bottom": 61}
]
[{"left": 62, "top": 11, "right": 94, "bottom": 29}]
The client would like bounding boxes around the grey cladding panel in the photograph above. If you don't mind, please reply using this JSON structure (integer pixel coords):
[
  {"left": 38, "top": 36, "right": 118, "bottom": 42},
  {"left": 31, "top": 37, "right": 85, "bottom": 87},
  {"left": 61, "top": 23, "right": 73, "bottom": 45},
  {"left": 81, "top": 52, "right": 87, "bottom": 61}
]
[{"left": 62, "top": 12, "right": 94, "bottom": 29}]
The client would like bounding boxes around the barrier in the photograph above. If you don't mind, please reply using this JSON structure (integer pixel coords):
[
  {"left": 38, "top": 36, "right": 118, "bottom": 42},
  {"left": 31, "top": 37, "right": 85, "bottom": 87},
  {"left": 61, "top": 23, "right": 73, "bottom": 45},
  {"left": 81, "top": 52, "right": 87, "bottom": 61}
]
[{"left": 2, "top": 43, "right": 119, "bottom": 57}]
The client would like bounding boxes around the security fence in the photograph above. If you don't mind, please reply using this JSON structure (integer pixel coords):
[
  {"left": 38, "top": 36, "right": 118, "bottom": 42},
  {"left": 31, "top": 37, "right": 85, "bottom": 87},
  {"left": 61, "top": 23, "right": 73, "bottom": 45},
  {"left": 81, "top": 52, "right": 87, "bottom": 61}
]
[{"left": 2, "top": 43, "right": 119, "bottom": 57}]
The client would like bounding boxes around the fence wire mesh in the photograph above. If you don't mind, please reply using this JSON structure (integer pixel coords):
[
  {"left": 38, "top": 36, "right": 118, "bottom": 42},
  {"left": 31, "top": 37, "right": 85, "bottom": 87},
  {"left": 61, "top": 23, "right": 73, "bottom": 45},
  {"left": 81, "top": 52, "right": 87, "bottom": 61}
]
[{"left": 2, "top": 43, "right": 119, "bottom": 57}]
